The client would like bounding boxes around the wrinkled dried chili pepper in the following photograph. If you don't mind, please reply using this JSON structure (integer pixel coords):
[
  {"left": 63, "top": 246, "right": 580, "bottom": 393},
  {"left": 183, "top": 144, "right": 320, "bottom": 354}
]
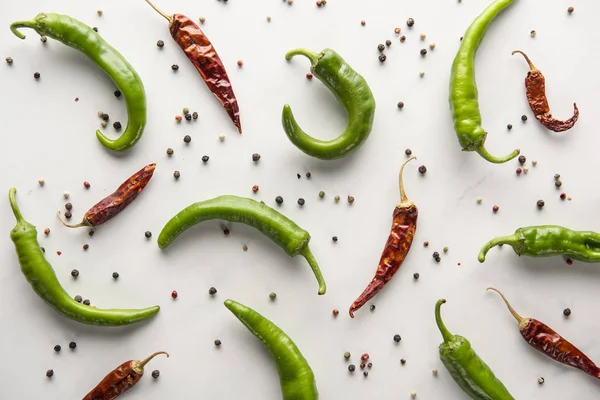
[
  {"left": 145, "top": 0, "right": 241, "bottom": 133},
  {"left": 512, "top": 50, "right": 579, "bottom": 132},
  {"left": 487, "top": 288, "right": 600, "bottom": 379},
  {"left": 349, "top": 156, "right": 417, "bottom": 318},
  {"left": 82, "top": 351, "right": 168, "bottom": 400},
  {"left": 58, "top": 163, "right": 155, "bottom": 228}
]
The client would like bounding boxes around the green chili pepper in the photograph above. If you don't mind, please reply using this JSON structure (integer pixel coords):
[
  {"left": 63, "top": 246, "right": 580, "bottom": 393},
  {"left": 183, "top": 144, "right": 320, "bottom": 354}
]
[
  {"left": 8, "top": 188, "right": 160, "bottom": 326},
  {"left": 157, "top": 195, "right": 326, "bottom": 295},
  {"left": 282, "top": 48, "right": 376, "bottom": 160},
  {"left": 436, "top": 299, "right": 515, "bottom": 400},
  {"left": 224, "top": 299, "right": 319, "bottom": 400},
  {"left": 478, "top": 225, "right": 600, "bottom": 263},
  {"left": 10, "top": 13, "right": 146, "bottom": 152},
  {"left": 450, "top": 0, "right": 520, "bottom": 164}
]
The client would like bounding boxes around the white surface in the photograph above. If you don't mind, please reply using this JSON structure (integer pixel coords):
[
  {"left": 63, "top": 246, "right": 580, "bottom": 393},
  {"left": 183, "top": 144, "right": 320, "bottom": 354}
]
[{"left": 0, "top": 0, "right": 598, "bottom": 399}]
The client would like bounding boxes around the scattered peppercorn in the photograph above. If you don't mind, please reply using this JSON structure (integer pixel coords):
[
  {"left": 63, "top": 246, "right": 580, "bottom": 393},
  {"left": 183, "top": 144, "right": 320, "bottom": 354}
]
[
  {"left": 83, "top": 181, "right": 91, "bottom": 189},
  {"left": 46, "top": 369, "right": 54, "bottom": 378},
  {"left": 34, "top": 72, "right": 40, "bottom": 79},
  {"left": 377, "top": 44, "right": 385, "bottom": 52},
  {"left": 296, "top": 173, "right": 301, "bottom": 179},
  {"left": 306, "top": 73, "right": 313, "bottom": 79},
  {"left": 518, "top": 155, "right": 526, "bottom": 165},
  {"left": 100, "top": 120, "right": 108, "bottom": 128},
  {"left": 157, "top": 40, "right": 164, "bottom": 48},
  {"left": 184, "top": 113, "right": 192, "bottom": 121},
  {"left": 112, "top": 272, "right": 119, "bottom": 279},
  {"left": 378, "top": 54, "right": 387, "bottom": 63},
  {"left": 419, "top": 71, "right": 425, "bottom": 78},
  {"left": 40, "top": 35, "right": 47, "bottom": 43},
  {"left": 554, "top": 174, "right": 561, "bottom": 180},
  {"left": 100, "top": 113, "right": 109, "bottom": 121},
  {"left": 332, "top": 236, "right": 338, "bottom": 242},
  {"left": 560, "top": 193, "right": 567, "bottom": 200},
  {"left": 507, "top": 124, "right": 513, "bottom": 130},
  {"left": 171, "top": 290, "right": 178, "bottom": 299},
  {"left": 114, "top": 90, "right": 121, "bottom": 98},
  {"left": 407, "top": 18, "right": 415, "bottom": 27},
  {"left": 6, "top": 57, "right": 13, "bottom": 64},
  {"left": 386, "top": 40, "right": 392, "bottom": 47},
  {"left": 401, "top": 359, "right": 407, "bottom": 365},
  {"left": 252, "top": 153, "right": 261, "bottom": 162},
  {"left": 145, "top": 231, "right": 152, "bottom": 239},
  {"left": 530, "top": 30, "right": 536, "bottom": 37},
  {"left": 297, "top": 198, "right": 305, "bottom": 206},
  {"left": 347, "top": 195, "right": 355, "bottom": 204},
  {"left": 152, "top": 370, "right": 160, "bottom": 379},
  {"left": 242, "top": 244, "right": 248, "bottom": 251},
  {"left": 252, "top": 185, "right": 259, "bottom": 193},
  {"left": 306, "top": 172, "right": 312, "bottom": 178},
  {"left": 113, "top": 121, "right": 122, "bottom": 130},
  {"left": 183, "top": 135, "right": 191, "bottom": 143},
  {"left": 363, "top": 371, "right": 368, "bottom": 377},
  {"left": 429, "top": 43, "right": 436, "bottom": 50},
  {"left": 398, "top": 102, "right": 405, "bottom": 109},
  {"left": 319, "top": 191, "right": 325, "bottom": 198},
  {"left": 411, "top": 391, "right": 417, "bottom": 398},
  {"left": 400, "top": 35, "right": 406, "bottom": 43},
  {"left": 332, "top": 309, "right": 339, "bottom": 316},
  {"left": 64, "top": 211, "right": 72, "bottom": 219},
  {"left": 423, "top": 241, "right": 429, "bottom": 247},
  {"left": 269, "top": 292, "right": 277, "bottom": 300},
  {"left": 420, "top": 48, "right": 428, "bottom": 56},
  {"left": 69, "top": 341, "right": 77, "bottom": 349},
  {"left": 367, "top": 362, "right": 373, "bottom": 368},
  {"left": 275, "top": 196, "right": 283, "bottom": 204},
  {"left": 521, "top": 115, "right": 528, "bottom": 122},
  {"left": 74, "top": 295, "right": 82, "bottom": 303},
  {"left": 432, "top": 251, "right": 440, "bottom": 259},
  {"left": 38, "top": 178, "right": 45, "bottom": 186},
  {"left": 334, "top": 195, "right": 340, "bottom": 202},
  {"left": 199, "top": 16, "right": 206, "bottom": 23},
  {"left": 536, "top": 200, "right": 545, "bottom": 209},
  {"left": 538, "top": 377, "right": 545, "bottom": 384},
  {"left": 568, "top": 6, "right": 574, "bottom": 13},
  {"left": 413, "top": 272, "right": 419, "bottom": 280},
  {"left": 432, "top": 369, "right": 438, "bottom": 375},
  {"left": 54, "top": 345, "right": 61, "bottom": 352},
  {"left": 83, "top": 299, "right": 90, "bottom": 306},
  {"left": 516, "top": 168, "right": 522, "bottom": 175},
  {"left": 348, "top": 364, "right": 356, "bottom": 372},
  {"left": 171, "top": 64, "right": 179, "bottom": 71},
  {"left": 492, "top": 205, "right": 499, "bottom": 213},
  {"left": 361, "top": 353, "right": 369, "bottom": 361},
  {"left": 394, "top": 27, "right": 401, "bottom": 34},
  {"left": 192, "top": 111, "right": 198, "bottom": 120},
  {"left": 82, "top": 244, "right": 89, "bottom": 251},
  {"left": 563, "top": 308, "right": 572, "bottom": 317},
  {"left": 555, "top": 180, "right": 563, "bottom": 188},
  {"left": 173, "top": 171, "right": 180, "bottom": 179},
  {"left": 361, "top": 20, "right": 366, "bottom": 26},
  {"left": 44, "top": 228, "right": 50, "bottom": 235},
  {"left": 223, "top": 228, "right": 230, "bottom": 236},
  {"left": 344, "top": 352, "right": 351, "bottom": 360},
  {"left": 92, "top": 27, "right": 98, "bottom": 32},
  {"left": 214, "top": 339, "right": 222, "bottom": 346},
  {"left": 393, "top": 334, "right": 401, "bottom": 343},
  {"left": 418, "top": 165, "right": 427, "bottom": 174},
  {"left": 369, "top": 304, "right": 376, "bottom": 311}
]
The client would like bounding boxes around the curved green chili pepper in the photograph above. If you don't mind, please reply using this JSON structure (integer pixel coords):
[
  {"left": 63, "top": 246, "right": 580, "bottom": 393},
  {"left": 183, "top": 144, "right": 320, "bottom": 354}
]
[
  {"left": 224, "top": 299, "right": 319, "bottom": 400},
  {"left": 282, "top": 48, "right": 376, "bottom": 160},
  {"left": 8, "top": 188, "right": 160, "bottom": 326},
  {"left": 10, "top": 13, "right": 146, "bottom": 152},
  {"left": 436, "top": 299, "right": 515, "bottom": 400},
  {"left": 450, "top": 0, "right": 520, "bottom": 164},
  {"left": 158, "top": 195, "right": 326, "bottom": 295},
  {"left": 478, "top": 225, "right": 600, "bottom": 263}
]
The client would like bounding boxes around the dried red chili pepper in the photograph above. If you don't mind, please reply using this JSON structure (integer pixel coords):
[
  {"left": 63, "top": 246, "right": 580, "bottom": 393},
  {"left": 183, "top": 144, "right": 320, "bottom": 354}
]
[
  {"left": 82, "top": 351, "right": 168, "bottom": 400},
  {"left": 349, "top": 156, "right": 418, "bottom": 318},
  {"left": 145, "top": 0, "right": 242, "bottom": 133},
  {"left": 487, "top": 288, "right": 600, "bottom": 379},
  {"left": 57, "top": 163, "right": 156, "bottom": 228},
  {"left": 512, "top": 50, "right": 579, "bottom": 132}
]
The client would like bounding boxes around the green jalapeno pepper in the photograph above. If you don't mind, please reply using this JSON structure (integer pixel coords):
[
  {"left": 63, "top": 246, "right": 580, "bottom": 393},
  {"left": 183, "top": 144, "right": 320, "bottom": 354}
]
[
  {"left": 10, "top": 13, "right": 147, "bottom": 152},
  {"left": 8, "top": 188, "right": 160, "bottom": 326},
  {"left": 158, "top": 195, "right": 326, "bottom": 295},
  {"left": 478, "top": 225, "right": 600, "bottom": 263},
  {"left": 436, "top": 299, "right": 515, "bottom": 400},
  {"left": 450, "top": 0, "right": 520, "bottom": 164},
  {"left": 282, "top": 48, "right": 376, "bottom": 160},
  {"left": 225, "top": 299, "right": 319, "bottom": 400}
]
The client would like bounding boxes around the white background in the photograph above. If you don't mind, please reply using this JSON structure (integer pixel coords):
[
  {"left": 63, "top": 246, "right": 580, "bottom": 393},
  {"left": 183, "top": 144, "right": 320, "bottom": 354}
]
[{"left": 1, "top": 0, "right": 599, "bottom": 399}]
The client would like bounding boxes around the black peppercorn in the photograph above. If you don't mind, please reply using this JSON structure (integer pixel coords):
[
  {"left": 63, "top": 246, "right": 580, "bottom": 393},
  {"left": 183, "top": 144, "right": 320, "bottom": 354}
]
[
  {"left": 157, "top": 40, "right": 164, "bottom": 48},
  {"left": 64, "top": 211, "right": 72, "bottom": 219},
  {"left": 46, "top": 369, "right": 54, "bottom": 377},
  {"left": 563, "top": 308, "right": 572, "bottom": 317},
  {"left": 397, "top": 101, "right": 405, "bottom": 109},
  {"left": 112, "top": 272, "right": 119, "bottom": 279},
  {"left": 275, "top": 196, "right": 283, "bottom": 204},
  {"left": 536, "top": 200, "right": 545, "bottom": 209},
  {"left": 386, "top": 39, "right": 392, "bottom": 46},
  {"left": 69, "top": 341, "right": 76, "bottom": 349},
  {"left": 152, "top": 370, "right": 160, "bottom": 378},
  {"left": 418, "top": 165, "right": 427, "bottom": 174},
  {"left": 114, "top": 90, "right": 121, "bottom": 98},
  {"left": 252, "top": 153, "right": 261, "bottom": 162},
  {"left": 173, "top": 171, "right": 180, "bottom": 179},
  {"left": 518, "top": 155, "right": 526, "bottom": 165},
  {"left": 192, "top": 112, "right": 199, "bottom": 120},
  {"left": 185, "top": 113, "right": 192, "bottom": 121},
  {"left": 413, "top": 272, "right": 419, "bottom": 280},
  {"left": 145, "top": 231, "right": 152, "bottom": 238},
  {"left": 407, "top": 18, "right": 415, "bottom": 27},
  {"left": 184, "top": 135, "right": 191, "bottom": 143},
  {"left": 420, "top": 48, "right": 428, "bottom": 56},
  {"left": 405, "top": 148, "right": 412, "bottom": 156},
  {"left": 71, "top": 269, "right": 79, "bottom": 277},
  {"left": 34, "top": 72, "right": 41, "bottom": 79},
  {"left": 348, "top": 364, "right": 356, "bottom": 372},
  {"left": 377, "top": 44, "right": 385, "bottom": 52},
  {"left": 297, "top": 198, "right": 305, "bottom": 206},
  {"left": 171, "top": 64, "right": 179, "bottom": 71},
  {"left": 214, "top": 339, "right": 222, "bottom": 346},
  {"left": 83, "top": 299, "right": 90, "bottom": 306},
  {"left": 306, "top": 172, "right": 311, "bottom": 178},
  {"left": 113, "top": 121, "right": 122, "bottom": 130},
  {"left": 507, "top": 124, "right": 513, "bottom": 130},
  {"left": 332, "top": 236, "right": 338, "bottom": 242},
  {"left": 74, "top": 295, "right": 82, "bottom": 303},
  {"left": 393, "top": 334, "right": 401, "bottom": 342},
  {"left": 166, "top": 148, "right": 174, "bottom": 155},
  {"left": 521, "top": 115, "right": 528, "bottom": 122},
  {"left": 202, "top": 155, "right": 209, "bottom": 163},
  {"left": 209, "top": 287, "right": 217, "bottom": 295},
  {"left": 54, "top": 345, "right": 61, "bottom": 352},
  {"left": 378, "top": 54, "right": 387, "bottom": 63}
]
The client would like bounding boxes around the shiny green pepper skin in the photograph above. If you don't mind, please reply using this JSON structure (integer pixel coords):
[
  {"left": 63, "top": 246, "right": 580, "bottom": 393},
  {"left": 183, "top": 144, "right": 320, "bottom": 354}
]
[
  {"left": 282, "top": 48, "right": 376, "bottom": 160},
  {"left": 436, "top": 299, "right": 515, "bottom": 400},
  {"left": 478, "top": 225, "right": 600, "bottom": 263},
  {"left": 450, "top": 0, "right": 520, "bottom": 164}
]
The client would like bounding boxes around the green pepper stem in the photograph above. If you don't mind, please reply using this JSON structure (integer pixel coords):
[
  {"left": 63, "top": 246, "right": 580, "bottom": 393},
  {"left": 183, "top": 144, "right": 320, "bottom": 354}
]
[
  {"left": 144, "top": 0, "right": 173, "bottom": 24},
  {"left": 301, "top": 246, "right": 327, "bottom": 295},
  {"left": 475, "top": 145, "right": 520, "bottom": 164},
  {"left": 285, "top": 48, "right": 320, "bottom": 67},
  {"left": 139, "top": 351, "right": 169, "bottom": 369},
  {"left": 8, "top": 188, "right": 24, "bottom": 223},
  {"left": 9, "top": 20, "right": 35, "bottom": 39},
  {"left": 435, "top": 299, "right": 454, "bottom": 342},
  {"left": 56, "top": 211, "right": 88, "bottom": 229},
  {"left": 478, "top": 233, "right": 520, "bottom": 263},
  {"left": 398, "top": 156, "right": 416, "bottom": 207}
]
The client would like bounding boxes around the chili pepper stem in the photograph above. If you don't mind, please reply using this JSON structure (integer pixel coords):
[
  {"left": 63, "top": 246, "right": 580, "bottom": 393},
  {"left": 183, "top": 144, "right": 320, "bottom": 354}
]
[
  {"left": 478, "top": 233, "right": 521, "bottom": 262},
  {"left": 144, "top": 0, "right": 173, "bottom": 24},
  {"left": 475, "top": 145, "right": 520, "bottom": 164},
  {"left": 285, "top": 49, "right": 321, "bottom": 66},
  {"left": 398, "top": 156, "right": 416, "bottom": 207},
  {"left": 56, "top": 211, "right": 89, "bottom": 228},
  {"left": 139, "top": 351, "right": 169, "bottom": 369},
  {"left": 435, "top": 299, "right": 454, "bottom": 342},
  {"left": 486, "top": 288, "right": 529, "bottom": 330},
  {"left": 512, "top": 50, "right": 538, "bottom": 72},
  {"left": 300, "top": 246, "right": 327, "bottom": 295},
  {"left": 8, "top": 188, "right": 25, "bottom": 223},
  {"left": 10, "top": 19, "right": 39, "bottom": 39}
]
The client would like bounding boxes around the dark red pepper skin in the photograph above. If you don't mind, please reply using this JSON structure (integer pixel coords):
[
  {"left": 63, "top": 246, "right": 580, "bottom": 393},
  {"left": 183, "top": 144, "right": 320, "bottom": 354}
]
[
  {"left": 82, "top": 361, "right": 142, "bottom": 400},
  {"left": 349, "top": 204, "right": 418, "bottom": 317},
  {"left": 522, "top": 318, "right": 600, "bottom": 378},
  {"left": 170, "top": 15, "right": 241, "bottom": 133},
  {"left": 85, "top": 163, "right": 156, "bottom": 226}
]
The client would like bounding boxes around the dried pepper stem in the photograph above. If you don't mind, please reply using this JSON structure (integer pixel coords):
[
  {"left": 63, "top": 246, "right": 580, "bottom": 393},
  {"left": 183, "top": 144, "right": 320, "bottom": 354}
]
[
  {"left": 487, "top": 287, "right": 600, "bottom": 379},
  {"left": 349, "top": 156, "right": 417, "bottom": 318},
  {"left": 82, "top": 351, "right": 169, "bottom": 400},
  {"left": 57, "top": 163, "right": 156, "bottom": 229},
  {"left": 512, "top": 50, "right": 579, "bottom": 132}
]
